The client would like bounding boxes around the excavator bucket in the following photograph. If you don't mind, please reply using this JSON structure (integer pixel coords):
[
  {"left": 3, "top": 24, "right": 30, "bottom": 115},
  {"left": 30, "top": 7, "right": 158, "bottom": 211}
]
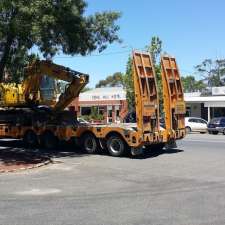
[
  {"left": 132, "top": 51, "right": 160, "bottom": 143},
  {"left": 161, "top": 55, "right": 186, "bottom": 139}
]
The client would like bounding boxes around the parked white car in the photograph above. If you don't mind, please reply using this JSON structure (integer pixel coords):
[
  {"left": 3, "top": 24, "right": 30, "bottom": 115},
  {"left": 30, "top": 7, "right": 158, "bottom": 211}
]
[{"left": 185, "top": 117, "right": 208, "bottom": 133}]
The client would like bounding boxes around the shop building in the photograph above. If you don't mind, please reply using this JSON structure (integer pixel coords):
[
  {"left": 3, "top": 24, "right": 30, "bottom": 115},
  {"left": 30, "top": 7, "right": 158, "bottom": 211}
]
[
  {"left": 70, "top": 87, "right": 128, "bottom": 123},
  {"left": 185, "top": 87, "right": 225, "bottom": 121},
  {"left": 70, "top": 86, "right": 225, "bottom": 123}
]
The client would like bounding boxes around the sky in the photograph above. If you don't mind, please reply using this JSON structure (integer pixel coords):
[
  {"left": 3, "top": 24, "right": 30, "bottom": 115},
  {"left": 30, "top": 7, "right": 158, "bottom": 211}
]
[{"left": 46, "top": 0, "right": 225, "bottom": 88}]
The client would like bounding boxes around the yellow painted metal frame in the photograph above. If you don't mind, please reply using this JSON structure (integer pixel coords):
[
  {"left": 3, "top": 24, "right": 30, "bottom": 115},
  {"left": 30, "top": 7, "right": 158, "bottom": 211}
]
[{"left": 161, "top": 55, "right": 186, "bottom": 139}]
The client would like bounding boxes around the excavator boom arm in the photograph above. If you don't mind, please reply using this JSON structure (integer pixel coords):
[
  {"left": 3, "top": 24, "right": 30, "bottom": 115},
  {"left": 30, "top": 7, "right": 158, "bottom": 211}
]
[{"left": 24, "top": 60, "right": 89, "bottom": 111}]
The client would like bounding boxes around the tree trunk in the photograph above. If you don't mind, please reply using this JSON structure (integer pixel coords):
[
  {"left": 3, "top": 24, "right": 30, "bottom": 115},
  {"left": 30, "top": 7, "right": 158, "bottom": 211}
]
[{"left": 0, "top": 36, "right": 14, "bottom": 82}]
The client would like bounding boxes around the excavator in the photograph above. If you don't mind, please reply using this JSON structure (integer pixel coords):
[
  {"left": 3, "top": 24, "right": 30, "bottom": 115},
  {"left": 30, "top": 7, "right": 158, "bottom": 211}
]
[
  {"left": 0, "top": 60, "right": 89, "bottom": 111},
  {"left": 0, "top": 51, "right": 185, "bottom": 156}
]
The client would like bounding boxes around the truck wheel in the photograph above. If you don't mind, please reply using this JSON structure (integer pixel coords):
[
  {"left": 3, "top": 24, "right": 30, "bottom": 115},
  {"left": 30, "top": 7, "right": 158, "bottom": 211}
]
[
  {"left": 223, "top": 129, "right": 225, "bottom": 135},
  {"left": 23, "top": 130, "right": 38, "bottom": 148},
  {"left": 212, "top": 131, "right": 218, "bottom": 135},
  {"left": 81, "top": 133, "right": 99, "bottom": 154},
  {"left": 42, "top": 131, "right": 58, "bottom": 149},
  {"left": 106, "top": 135, "right": 127, "bottom": 157}
]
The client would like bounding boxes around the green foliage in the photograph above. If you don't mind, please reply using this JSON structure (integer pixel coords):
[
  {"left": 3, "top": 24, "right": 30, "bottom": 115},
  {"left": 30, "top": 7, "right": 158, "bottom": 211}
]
[
  {"left": 181, "top": 75, "right": 206, "bottom": 92},
  {"left": 81, "top": 107, "right": 104, "bottom": 121},
  {"left": 5, "top": 52, "right": 39, "bottom": 83},
  {"left": 146, "top": 36, "right": 162, "bottom": 64},
  {"left": 123, "top": 56, "right": 135, "bottom": 110},
  {"left": 154, "top": 64, "right": 163, "bottom": 114},
  {"left": 0, "top": 0, "right": 121, "bottom": 81},
  {"left": 95, "top": 72, "right": 124, "bottom": 88},
  {"left": 195, "top": 59, "right": 225, "bottom": 87},
  {"left": 81, "top": 86, "right": 92, "bottom": 93},
  {"left": 147, "top": 37, "right": 163, "bottom": 114}
]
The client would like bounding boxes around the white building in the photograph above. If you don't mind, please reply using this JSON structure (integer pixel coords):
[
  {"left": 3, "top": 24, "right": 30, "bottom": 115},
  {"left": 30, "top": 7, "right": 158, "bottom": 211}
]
[
  {"left": 70, "top": 86, "right": 225, "bottom": 123},
  {"left": 70, "top": 87, "right": 128, "bottom": 123},
  {"left": 185, "top": 87, "right": 225, "bottom": 122}
]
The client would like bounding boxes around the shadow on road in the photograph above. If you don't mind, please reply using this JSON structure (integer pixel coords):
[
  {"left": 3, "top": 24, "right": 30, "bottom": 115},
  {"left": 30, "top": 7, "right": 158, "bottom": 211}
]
[
  {"left": 0, "top": 139, "right": 88, "bottom": 166},
  {"left": 132, "top": 148, "right": 184, "bottom": 160},
  {"left": 0, "top": 139, "right": 184, "bottom": 166}
]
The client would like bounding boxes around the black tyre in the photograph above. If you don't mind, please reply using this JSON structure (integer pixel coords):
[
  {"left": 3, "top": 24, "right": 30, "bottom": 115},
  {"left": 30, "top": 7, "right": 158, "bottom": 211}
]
[
  {"left": 185, "top": 126, "right": 191, "bottom": 133},
  {"left": 212, "top": 131, "right": 219, "bottom": 135},
  {"left": 106, "top": 134, "right": 127, "bottom": 157},
  {"left": 81, "top": 133, "right": 99, "bottom": 154},
  {"left": 223, "top": 129, "right": 225, "bottom": 135},
  {"left": 42, "top": 131, "right": 58, "bottom": 149},
  {"left": 23, "top": 130, "right": 38, "bottom": 148}
]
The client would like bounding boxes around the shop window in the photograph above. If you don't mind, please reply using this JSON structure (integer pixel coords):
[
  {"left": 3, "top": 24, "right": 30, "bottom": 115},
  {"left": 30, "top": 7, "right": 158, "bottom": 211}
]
[
  {"left": 81, "top": 107, "right": 91, "bottom": 115},
  {"left": 108, "top": 110, "right": 112, "bottom": 117},
  {"left": 186, "top": 106, "right": 191, "bottom": 117},
  {"left": 116, "top": 110, "right": 120, "bottom": 117},
  {"left": 99, "top": 107, "right": 105, "bottom": 115}
]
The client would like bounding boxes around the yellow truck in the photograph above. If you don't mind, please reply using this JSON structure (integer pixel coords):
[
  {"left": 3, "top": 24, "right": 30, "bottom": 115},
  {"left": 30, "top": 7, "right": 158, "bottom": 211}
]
[{"left": 0, "top": 51, "right": 185, "bottom": 156}]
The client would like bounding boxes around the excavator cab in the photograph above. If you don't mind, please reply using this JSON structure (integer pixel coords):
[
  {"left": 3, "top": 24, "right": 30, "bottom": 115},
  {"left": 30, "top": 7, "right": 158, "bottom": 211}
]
[{"left": 39, "top": 76, "right": 57, "bottom": 103}]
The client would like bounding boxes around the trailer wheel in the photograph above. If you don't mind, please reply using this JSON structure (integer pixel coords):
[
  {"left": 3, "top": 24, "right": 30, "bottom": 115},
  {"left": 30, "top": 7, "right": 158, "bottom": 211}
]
[
  {"left": 106, "top": 134, "right": 127, "bottom": 157},
  {"left": 42, "top": 131, "right": 58, "bottom": 150},
  {"left": 81, "top": 133, "right": 99, "bottom": 154},
  {"left": 23, "top": 130, "right": 38, "bottom": 148}
]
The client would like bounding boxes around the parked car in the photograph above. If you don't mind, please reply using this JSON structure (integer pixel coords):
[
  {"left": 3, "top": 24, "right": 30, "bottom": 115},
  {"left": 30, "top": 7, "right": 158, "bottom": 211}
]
[
  {"left": 207, "top": 117, "right": 225, "bottom": 135},
  {"left": 185, "top": 117, "right": 208, "bottom": 133}
]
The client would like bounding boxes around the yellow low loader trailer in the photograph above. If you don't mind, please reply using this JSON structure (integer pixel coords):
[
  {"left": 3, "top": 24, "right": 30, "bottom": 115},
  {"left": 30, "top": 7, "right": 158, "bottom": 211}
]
[
  {"left": 0, "top": 51, "right": 185, "bottom": 157},
  {"left": 73, "top": 51, "right": 186, "bottom": 156}
]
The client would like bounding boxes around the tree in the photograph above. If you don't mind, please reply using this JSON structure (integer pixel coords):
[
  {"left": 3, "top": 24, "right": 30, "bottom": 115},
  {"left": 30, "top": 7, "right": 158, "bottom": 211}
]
[
  {"left": 123, "top": 56, "right": 134, "bottom": 110},
  {"left": 5, "top": 51, "right": 39, "bottom": 83},
  {"left": 0, "top": 0, "right": 121, "bottom": 81},
  {"left": 195, "top": 59, "right": 225, "bottom": 87},
  {"left": 95, "top": 72, "right": 123, "bottom": 88},
  {"left": 147, "top": 37, "right": 163, "bottom": 114},
  {"left": 181, "top": 75, "right": 206, "bottom": 92},
  {"left": 81, "top": 86, "right": 91, "bottom": 93},
  {"left": 146, "top": 36, "right": 162, "bottom": 64}
]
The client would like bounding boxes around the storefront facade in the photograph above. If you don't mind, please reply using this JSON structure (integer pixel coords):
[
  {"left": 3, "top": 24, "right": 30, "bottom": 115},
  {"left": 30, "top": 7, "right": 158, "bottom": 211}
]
[
  {"left": 70, "top": 87, "right": 225, "bottom": 123},
  {"left": 185, "top": 91, "right": 225, "bottom": 121},
  {"left": 70, "top": 87, "right": 128, "bottom": 123}
]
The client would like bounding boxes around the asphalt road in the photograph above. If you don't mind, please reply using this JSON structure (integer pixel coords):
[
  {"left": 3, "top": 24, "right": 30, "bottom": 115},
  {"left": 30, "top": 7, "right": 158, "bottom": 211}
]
[{"left": 0, "top": 133, "right": 225, "bottom": 225}]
